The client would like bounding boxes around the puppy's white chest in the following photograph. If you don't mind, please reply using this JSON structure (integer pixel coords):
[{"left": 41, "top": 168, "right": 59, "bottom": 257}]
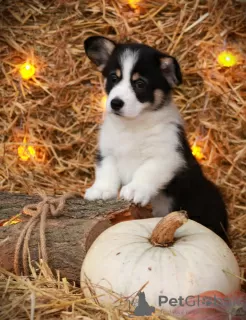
[
  {"left": 103, "top": 128, "right": 144, "bottom": 184},
  {"left": 100, "top": 119, "right": 149, "bottom": 184},
  {"left": 99, "top": 111, "right": 181, "bottom": 186},
  {"left": 116, "top": 144, "right": 142, "bottom": 185}
]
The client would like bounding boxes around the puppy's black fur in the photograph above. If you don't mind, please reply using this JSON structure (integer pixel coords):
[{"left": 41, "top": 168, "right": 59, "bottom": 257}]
[{"left": 165, "top": 124, "right": 229, "bottom": 243}]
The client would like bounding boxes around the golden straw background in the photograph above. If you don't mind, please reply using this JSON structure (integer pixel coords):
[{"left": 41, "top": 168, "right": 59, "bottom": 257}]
[{"left": 0, "top": 0, "right": 245, "bottom": 318}]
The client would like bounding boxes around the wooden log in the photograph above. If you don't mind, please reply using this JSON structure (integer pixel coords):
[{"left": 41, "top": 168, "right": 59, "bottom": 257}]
[{"left": 0, "top": 192, "right": 152, "bottom": 284}]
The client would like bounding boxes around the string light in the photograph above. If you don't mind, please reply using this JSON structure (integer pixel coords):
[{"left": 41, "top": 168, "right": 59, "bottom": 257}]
[
  {"left": 217, "top": 51, "right": 237, "bottom": 67},
  {"left": 18, "top": 136, "right": 36, "bottom": 161},
  {"left": 3, "top": 216, "right": 22, "bottom": 226},
  {"left": 128, "top": 0, "right": 140, "bottom": 9},
  {"left": 101, "top": 95, "right": 107, "bottom": 111},
  {"left": 19, "top": 61, "right": 36, "bottom": 80},
  {"left": 191, "top": 143, "right": 204, "bottom": 161}
]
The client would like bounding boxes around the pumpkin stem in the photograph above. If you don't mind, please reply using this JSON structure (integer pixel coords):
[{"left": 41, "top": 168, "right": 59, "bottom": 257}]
[{"left": 150, "top": 211, "right": 188, "bottom": 247}]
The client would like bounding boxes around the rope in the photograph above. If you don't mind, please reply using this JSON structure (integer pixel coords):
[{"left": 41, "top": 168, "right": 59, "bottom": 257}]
[{"left": 14, "top": 191, "right": 81, "bottom": 276}]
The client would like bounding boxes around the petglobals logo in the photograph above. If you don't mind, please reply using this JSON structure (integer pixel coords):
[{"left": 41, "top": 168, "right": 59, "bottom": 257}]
[
  {"left": 159, "top": 291, "right": 246, "bottom": 319},
  {"left": 133, "top": 292, "right": 155, "bottom": 316}
]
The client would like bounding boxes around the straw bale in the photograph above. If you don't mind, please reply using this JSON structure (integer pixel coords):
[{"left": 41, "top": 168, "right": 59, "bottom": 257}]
[
  {"left": 0, "top": 263, "right": 182, "bottom": 320},
  {"left": 0, "top": 0, "right": 245, "bottom": 317}
]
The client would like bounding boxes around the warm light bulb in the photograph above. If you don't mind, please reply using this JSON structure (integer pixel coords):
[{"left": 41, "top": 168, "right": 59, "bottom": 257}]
[
  {"left": 101, "top": 95, "right": 107, "bottom": 111},
  {"left": 18, "top": 137, "right": 36, "bottom": 161},
  {"left": 217, "top": 51, "right": 237, "bottom": 67},
  {"left": 191, "top": 144, "right": 204, "bottom": 160},
  {"left": 19, "top": 62, "right": 36, "bottom": 80},
  {"left": 3, "top": 217, "right": 22, "bottom": 226},
  {"left": 128, "top": 0, "right": 140, "bottom": 9}
]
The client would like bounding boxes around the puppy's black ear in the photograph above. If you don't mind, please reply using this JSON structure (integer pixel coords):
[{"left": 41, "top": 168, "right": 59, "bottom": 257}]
[
  {"left": 160, "top": 55, "right": 182, "bottom": 87},
  {"left": 84, "top": 36, "right": 116, "bottom": 71}
]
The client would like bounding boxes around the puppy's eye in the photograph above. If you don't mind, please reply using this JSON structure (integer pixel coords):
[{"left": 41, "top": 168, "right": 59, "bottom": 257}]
[
  {"left": 135, "top": 79, "right": 146, "bottom": 90},
  {"left": 110, "top": 73, "right": 119, "bottom": 84}
]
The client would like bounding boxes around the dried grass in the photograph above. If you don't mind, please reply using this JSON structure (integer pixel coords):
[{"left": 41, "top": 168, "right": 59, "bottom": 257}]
[
  {"left": 0, "top": 262, "right": 182, "bottom": 320},
  {"left": 0, "top": 0, "right": 245, "bottom": 317}
]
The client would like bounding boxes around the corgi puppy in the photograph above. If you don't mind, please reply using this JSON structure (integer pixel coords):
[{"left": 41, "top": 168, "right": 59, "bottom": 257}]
[{"left": 83, "top": 36, "right": 228, "bottom": 243}]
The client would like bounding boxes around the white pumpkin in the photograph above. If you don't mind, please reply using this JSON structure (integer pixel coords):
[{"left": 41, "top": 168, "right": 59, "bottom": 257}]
[{"left": 80, "top": 212, "right": 240, "bottom": 312}]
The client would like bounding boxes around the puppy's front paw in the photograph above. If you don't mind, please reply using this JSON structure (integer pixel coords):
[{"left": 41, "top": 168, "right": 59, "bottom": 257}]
[
  {"left": 120, "top": 183, "right": 154, "bottom": 206},
  {"left": 84, "top": 184, "right": 118, "bottom": 201}
]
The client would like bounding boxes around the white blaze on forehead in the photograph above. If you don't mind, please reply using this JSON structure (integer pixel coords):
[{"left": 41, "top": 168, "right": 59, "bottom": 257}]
[
  {"left": 106, "top": 49, "right": 147, "bottom": 118},
  {"left": 107, "top": 49, "right": 139, "bottom": 102},
  {"left": 119, "top": 49, "right": 139, "bottom": 81}
]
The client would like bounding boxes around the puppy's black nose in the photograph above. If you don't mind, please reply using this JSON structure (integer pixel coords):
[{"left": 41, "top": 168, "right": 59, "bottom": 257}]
[{"left": 111, "top": 98, "right": 124, "bottom": 111}]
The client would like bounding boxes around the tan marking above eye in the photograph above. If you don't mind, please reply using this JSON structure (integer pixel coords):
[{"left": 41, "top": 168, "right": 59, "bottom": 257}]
[
  {"left": 116, "top": 69, "right": 121, "bottom": 77},
  {"left": 132, "top": 72, "right": 140, "bottom": 81}
]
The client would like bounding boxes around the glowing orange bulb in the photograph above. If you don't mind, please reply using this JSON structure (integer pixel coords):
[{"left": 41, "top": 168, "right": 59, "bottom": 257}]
[
  {"left": 18, "top": 137, "right": 36, "bottom": 161},
  {"left": 3, "top": 217, "right": 22, "bottom": 226},
  {"left": 191, "top": 144, "right": 204, "bottom": 160},
  {"left": 128, "top": 0, "right": 140, "bottom": 9},
  {"left": 19, "top": 62, "right": 36, "bottom": 80},
  {"left": 101, "top": 95, "right": 107, "bottom": 111},
  {"left": 217, "top": 51, "right": 237, "bottom": 67}
]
